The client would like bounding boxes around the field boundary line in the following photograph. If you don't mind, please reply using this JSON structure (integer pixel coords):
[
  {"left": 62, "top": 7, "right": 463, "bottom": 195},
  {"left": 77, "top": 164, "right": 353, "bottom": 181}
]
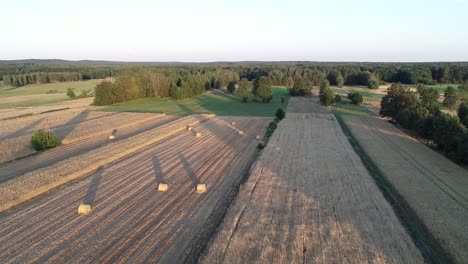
[{"left": 335, "top": 114, "right": 453, "bottom": 264}]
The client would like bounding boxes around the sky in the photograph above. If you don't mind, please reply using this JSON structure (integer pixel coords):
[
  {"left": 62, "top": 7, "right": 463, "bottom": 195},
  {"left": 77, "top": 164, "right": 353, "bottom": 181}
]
[{"left": 1, "top": 0, "right": 467, "bottom": 62}]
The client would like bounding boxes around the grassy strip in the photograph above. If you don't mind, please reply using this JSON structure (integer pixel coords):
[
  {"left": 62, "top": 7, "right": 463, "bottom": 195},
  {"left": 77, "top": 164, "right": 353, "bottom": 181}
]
[
  {"left": 0, "top": 113, "right": 34, "bottom": 120},
  {"left": 0, "top": 114, "right": 214, "bottom": 213},
  {"left": 335, "top": 114, "right": 453, "bottom": 264}
]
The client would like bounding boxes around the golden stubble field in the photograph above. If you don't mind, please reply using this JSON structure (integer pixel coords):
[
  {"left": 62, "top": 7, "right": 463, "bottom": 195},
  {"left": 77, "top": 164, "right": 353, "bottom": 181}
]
[
  {"left": 343, "top": 115, "right": 468, "bottom": 263},
  {"left": 0, "top": 115, "right": 269, "bottom": 263},
  {"left": 201, "top": 100, "right": 423, "bottom": 263}
]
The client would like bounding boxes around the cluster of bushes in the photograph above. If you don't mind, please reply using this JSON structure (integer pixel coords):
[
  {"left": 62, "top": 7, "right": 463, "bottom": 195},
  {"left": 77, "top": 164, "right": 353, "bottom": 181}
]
[
  {"left": 258, "top": 108, "right": 285, "bottom": 149},
  {"left": 288, "top": 77, "right": 312, "bottom": 96},
  {"left": 31, "top": 129, "right": 60, "bottom": 151},
  {"left": 2, "top": 72, "right": 82, "bottom": 87},
  {"left": 94, "top": 69, "right": 239, "bottom": 105},
  {"left": 348, "top": 92, "right": 363, "bottom": 105},
  {"left": 380, "top": 83, "right": 468, "bottom": 163}
]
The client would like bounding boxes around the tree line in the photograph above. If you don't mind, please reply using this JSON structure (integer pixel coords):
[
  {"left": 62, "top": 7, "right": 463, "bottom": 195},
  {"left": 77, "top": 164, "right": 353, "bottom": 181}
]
[
  {"left": 2, "top": 72, "right": 82, "bottom": 87},
  {"left": 94, "top": 68, "right": 240, "bottom": 105},
  {"left": 380, "top": 83, "right": 468, "bottom": 164}
]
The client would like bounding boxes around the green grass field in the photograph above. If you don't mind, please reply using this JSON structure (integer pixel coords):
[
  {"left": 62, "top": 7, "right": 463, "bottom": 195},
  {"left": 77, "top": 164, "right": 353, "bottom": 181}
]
[
  {"left": 407, "top": 83, "right": 460, "bottom": 94},
  {"left": 103, "top": 87, "right": 290, "bottom": 117},
  {"left": 0, "top": 80, "right": 100, "bottom": 108}
]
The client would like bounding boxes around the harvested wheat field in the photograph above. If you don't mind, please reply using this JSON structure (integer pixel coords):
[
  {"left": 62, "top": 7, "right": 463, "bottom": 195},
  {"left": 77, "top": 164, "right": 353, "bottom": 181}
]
[
  {"left": 0, "top": 97, "right": 94, "bottom": 120},
  {"left": 0, "top": 116, "right": 269, "bottom": 263},
  {"left": 0, "top": 114, "right": 178, "bottom": 182},
  {"left": 0, "top": 110, "right": 165, "bottom": 164},
  {"left": 201, "top": 112, "right": 423, "bottom": 263},
  {"left": 343, "top": 115, "right": 468, "bottom": 263}
]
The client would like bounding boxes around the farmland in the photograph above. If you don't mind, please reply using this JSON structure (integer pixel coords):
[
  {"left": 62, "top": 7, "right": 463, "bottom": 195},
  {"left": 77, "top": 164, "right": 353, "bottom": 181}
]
[
  {"left": 0, "top": 115, "right": 269, "bottom": 262},
  {"left": 200, "top": 98, "right": 422, "bottom": 263},
  {"left": 0, "top": 80, "right": 100, "bottom": 108},
  {"left": 342, "top": 115, "right": 468, "bottom": 263}
]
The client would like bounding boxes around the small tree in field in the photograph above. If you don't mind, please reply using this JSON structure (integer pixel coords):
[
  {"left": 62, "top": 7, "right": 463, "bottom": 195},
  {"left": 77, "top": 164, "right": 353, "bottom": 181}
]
[
  {"left": 320, "top": 79, "right": 330, "bottom": 95},
  {"left": 227, "top": 81, "right": 236, "bottom": 93},
  {"left": 348, "top": 92, "right": 363, "bottom": 105},
  {"left": 443, "top": 86, "right": 457, "bottom": 109},
  {"left": 31, "top": 129, "right": 60, "bottom": 151},
  {"left": 275, "top": 108, "right": 285, "bottom": 121},
  {"left": 237, "top": 78, "right": 249, "bottom": 102},
  {"left": 253, "top": 76, "right": 272, "bottom": 102},
  {"left": 67, "top": 88, "right": 76, "bottom": 99},
  {"left": 320, "top": 87, "right": 334, "bottom": 106}
]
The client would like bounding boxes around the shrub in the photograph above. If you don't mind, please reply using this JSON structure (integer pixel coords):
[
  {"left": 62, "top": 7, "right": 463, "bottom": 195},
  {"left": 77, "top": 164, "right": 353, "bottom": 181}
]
[
  {"left": 66, "top": 88, "right": 76, "bottom": 99},
  {"left": 348, "top": 92, "right": 363, "bottom": 105},
  {"left": 334, "top": 94, "right": 342, "bottom": 103},
  {"left": 443, "top": 86, "right": 458, "bottom": 109},
  {"left": 319, "top": 79, "right": 330, "bottom": 95},
  {"left": 275, "top": 108, "right": 285, "bottom": 121},
  {"left": 257, "top": 141, "right": 266, "bottom": 149},
  {"left": 31, "top": 129, "right": 60, "bottom": 151},
  {"left": 94, "top": 81, "right": 114, "bottom": 105}
]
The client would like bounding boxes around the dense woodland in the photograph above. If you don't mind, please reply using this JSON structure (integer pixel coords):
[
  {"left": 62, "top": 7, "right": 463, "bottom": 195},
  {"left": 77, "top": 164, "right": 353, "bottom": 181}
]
[
  {"left": 1, "top": 61, "right": 468, "bottom": 87},
  {"left": 380, "top": 83, "right": 468, "bottom": 164},
  {"left": 2, "top": 72, "right": 82, "bottom": 86}
]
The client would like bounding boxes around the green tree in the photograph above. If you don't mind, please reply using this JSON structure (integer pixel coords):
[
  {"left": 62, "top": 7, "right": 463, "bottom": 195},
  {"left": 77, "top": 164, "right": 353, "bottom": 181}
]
[
  {"left": 348, "top": 92, "right": 363, "bottom": 105},
  {"left": 227, "top": 81, "right": 236, "bottom": 93},
  {"left": 458, "top": 102, "right": 468, "bottom": 128},
  {"left": 319, "top": 79, "right": 330, "bottom": 95},
  {"left": 237, "top": 78, "right": 249, "bottom": 102},
  {"left": 368, "top": 74, "right": 379, "bottom": 89},
  {"left": 443, "top": 86, "right": 458, "bottom": 109},
  {"left": 253, "top": 76, "right": 272, "bottom": 102},
  {"left": 380, "top": 83, "right": 418, "bottom": 117},
  {"left": 336, "top": 73, "right": 344, "bottom": 88},
  {"left": 334, "top": 94, "right": 342, "bottom": 103},
  {"left": 275, "top": 108, "right": 285, "bottom": 121},
  {"left": 320, "top": 87, "right": 334, "bottom": 106},
  {"left": 31, "top": 129, "right": 60, "bottom": 151},
  {"left": 66, "top": 88, "right": 76, "bottom": 99},
  {"left": 418, "top": 86, "right": 440, "bottom": 114},
  {"left": 94, "top": 81, "right": 114, "bottom": 105}
]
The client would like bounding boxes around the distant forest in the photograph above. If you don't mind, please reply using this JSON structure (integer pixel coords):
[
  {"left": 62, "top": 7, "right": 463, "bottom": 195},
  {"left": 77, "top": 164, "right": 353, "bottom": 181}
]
[{"left": 1, "top": 60, "right": 467, "bottom": 86}]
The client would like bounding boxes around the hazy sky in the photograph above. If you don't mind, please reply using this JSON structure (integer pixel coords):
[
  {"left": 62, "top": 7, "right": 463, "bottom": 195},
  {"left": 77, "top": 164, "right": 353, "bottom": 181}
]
[{"left": 1, "top": 0, "right": 467, "bottom": 62}]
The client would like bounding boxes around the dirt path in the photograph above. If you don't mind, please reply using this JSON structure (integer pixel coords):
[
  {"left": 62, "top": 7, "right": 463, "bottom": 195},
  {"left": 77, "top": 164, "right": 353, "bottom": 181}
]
[
  {"left": 0, "top": 116, "right": 269, "bottom": 263},
  {"left": 200, "top": 101, "right": 423, "bottom": 263},
  {"left": 343, "top": 115, "right": 468, "bottom": 263}
]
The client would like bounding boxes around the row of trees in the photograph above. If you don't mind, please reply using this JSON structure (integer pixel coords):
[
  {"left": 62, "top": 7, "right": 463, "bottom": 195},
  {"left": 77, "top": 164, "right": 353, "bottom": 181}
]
[
  {"left": 2, "top": 72, "right": 82, "bottom": 87},
  {"left": 94, "top": 68, "right": 240, "bottom": 105},
  {"left": 380, "top": 83, "right": 468, "bottom": 163}
]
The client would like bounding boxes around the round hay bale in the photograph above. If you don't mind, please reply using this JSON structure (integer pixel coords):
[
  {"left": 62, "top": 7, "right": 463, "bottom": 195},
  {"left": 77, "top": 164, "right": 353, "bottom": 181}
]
[
  {"left": 196, "top": 133, "right": 202, "bottom": 138},
  {"left": 231, "top": 122, "right": 236, "bottom": 125},
  {"left": 158, "top": 183, "right": 168, "bottom": 192},
  {"left": 109, "top": 135, "right": 116, "bottom": 140},
  {"left": 186, "top": 125, "right": 192, "bottom": 131},
  {"left": 78, "top": 204, "right": 92, "bottom": 215},
  {"left": 238, "top": 131, "right": 245, "bottom": 136},
  {"left": 256, "top": 135, "right": 261, "bottom": 139},
  {"left": 196, "top": 184, "right": 206, "bottom": 193}
]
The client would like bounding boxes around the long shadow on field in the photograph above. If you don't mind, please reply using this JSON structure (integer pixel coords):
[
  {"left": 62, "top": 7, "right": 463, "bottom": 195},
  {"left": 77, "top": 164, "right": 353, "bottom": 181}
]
[
  {"left": 82, "top": 166, "right": 103, "bottom": 206},
  {"left": 179, "top": 154, "right": 200, "bottom": 187},
  {"left": 1, "top": 117, "right": 46, "bottom": 140},
  {"left": 152, "top": 156, "right": 165, "bottom": 184},
  {"left": 55, "top": 109, "right": 91, "bottom": 140}
]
